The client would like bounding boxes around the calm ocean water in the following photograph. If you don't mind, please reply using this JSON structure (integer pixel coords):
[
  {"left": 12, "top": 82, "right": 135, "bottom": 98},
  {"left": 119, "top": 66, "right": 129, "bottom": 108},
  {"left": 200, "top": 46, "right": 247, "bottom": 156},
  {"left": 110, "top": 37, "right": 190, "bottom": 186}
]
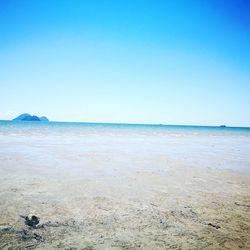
[
  {"left": 0, "top": 120, "right": 250, "bottom": 137},
  {"left": 0, "top": 120, "right": 250, "bottom": 173}
]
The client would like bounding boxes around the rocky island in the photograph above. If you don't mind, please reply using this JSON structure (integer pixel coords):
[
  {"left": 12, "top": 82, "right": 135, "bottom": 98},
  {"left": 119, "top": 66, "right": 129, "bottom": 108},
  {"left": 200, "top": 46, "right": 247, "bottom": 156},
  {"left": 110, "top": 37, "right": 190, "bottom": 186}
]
[{"left": 13, "top": 113, "right": 49, "bottom": 122}]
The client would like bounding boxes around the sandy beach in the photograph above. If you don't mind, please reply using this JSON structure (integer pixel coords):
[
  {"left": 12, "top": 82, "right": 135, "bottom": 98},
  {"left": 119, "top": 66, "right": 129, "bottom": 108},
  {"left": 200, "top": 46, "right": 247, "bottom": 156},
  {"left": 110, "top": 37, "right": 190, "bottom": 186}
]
[
  {"left": 1, "top": 0, "right": 250, "bottom": 248},
  {"left": 0, "top": 123, "right": 250, "bottom": 249}
]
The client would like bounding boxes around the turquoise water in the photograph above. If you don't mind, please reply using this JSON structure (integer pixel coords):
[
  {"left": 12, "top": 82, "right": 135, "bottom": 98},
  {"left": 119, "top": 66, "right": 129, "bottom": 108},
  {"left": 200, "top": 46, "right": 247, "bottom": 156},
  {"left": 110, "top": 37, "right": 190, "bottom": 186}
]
[
  {"left": 0, "top": 120, "right": 249, "bottom": 173},
  {"left": 0, "top": 120, "right": 250, "bottom": 137}
]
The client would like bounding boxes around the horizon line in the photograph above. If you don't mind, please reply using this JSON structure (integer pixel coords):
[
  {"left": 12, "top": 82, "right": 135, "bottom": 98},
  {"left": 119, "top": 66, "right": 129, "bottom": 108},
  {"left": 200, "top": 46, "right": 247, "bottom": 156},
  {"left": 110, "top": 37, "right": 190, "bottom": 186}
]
[{"left": 1, "top": 119, "right": 250, "bottom": 129}]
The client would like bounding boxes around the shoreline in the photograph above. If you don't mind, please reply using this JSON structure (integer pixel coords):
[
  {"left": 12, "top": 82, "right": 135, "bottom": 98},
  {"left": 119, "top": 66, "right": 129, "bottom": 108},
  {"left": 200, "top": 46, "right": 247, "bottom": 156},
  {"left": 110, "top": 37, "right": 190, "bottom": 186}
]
[{"left": 0, "top": 125, "right": 249, "bottom": 249}]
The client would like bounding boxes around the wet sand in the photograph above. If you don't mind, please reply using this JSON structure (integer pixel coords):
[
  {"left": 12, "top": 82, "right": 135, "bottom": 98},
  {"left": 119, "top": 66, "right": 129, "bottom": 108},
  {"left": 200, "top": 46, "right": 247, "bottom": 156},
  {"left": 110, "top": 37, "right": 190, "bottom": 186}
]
[{"left": 0, "top": 133, "right": 250, "bottom": 249}]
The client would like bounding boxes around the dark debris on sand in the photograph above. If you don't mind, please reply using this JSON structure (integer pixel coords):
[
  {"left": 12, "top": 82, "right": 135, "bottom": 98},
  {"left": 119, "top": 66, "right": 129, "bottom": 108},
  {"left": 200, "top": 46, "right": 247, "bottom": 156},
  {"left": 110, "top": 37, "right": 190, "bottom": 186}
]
[
  {"left": 21, "top": 229, "right": 43, "bottom": 242},
  {"left": 20, "top": 215, "right": 40, "bottom": 228},
  {"left": 207, "top": 223, "right": 221, "bottom": 229}
]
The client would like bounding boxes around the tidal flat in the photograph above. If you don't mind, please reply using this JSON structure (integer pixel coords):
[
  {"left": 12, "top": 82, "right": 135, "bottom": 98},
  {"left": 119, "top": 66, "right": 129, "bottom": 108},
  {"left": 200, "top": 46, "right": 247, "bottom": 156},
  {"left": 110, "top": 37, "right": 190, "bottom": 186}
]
[{"left": 0, "top": 121, "right": 250, "bottom": 249}]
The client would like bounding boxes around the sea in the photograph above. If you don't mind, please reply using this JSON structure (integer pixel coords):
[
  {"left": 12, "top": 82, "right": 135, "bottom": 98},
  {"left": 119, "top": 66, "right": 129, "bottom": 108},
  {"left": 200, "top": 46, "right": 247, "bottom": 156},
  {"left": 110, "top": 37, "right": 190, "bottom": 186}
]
[{"left": 0, "top": 120, "right": 250, "bottom": 173}]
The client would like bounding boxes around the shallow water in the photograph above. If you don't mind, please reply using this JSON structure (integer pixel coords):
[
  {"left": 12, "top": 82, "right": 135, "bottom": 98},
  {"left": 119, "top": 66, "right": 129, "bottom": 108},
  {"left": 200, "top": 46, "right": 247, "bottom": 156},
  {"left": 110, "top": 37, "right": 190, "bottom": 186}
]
[{"left": 0, "top": 120, "right": 250, "bottom": 173}]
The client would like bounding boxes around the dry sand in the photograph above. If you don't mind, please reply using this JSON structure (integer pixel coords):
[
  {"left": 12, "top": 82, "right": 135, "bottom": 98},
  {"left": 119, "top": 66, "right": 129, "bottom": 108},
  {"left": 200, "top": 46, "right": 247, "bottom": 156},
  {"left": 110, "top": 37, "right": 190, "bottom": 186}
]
[{"left": 0, "top": 137, "right": 250, "bottom": 249}]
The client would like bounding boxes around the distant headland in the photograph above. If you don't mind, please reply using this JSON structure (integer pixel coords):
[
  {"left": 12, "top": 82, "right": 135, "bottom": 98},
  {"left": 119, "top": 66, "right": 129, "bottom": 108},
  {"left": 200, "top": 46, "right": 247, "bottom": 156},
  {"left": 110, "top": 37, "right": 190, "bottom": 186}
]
[{"left": 13, "top": 113, "right": 49, "bottom": 122}]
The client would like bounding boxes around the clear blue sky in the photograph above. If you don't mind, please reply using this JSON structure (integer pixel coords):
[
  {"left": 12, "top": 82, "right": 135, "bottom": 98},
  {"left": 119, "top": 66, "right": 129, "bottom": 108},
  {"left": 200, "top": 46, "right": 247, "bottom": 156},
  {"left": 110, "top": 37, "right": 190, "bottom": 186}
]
[{"left": 0, "top": 0, "right": 249, "bottom": 126}]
